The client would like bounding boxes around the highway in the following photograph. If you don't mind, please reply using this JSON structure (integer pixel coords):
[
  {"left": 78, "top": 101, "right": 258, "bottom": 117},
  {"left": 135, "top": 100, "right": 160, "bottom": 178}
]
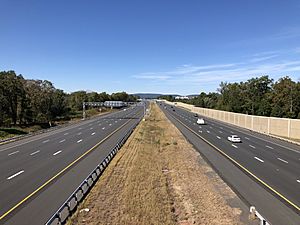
[
  {"left": 159, "top": 102, "right": 300, "bottom": 225},
  {"left": 0, "top": 104, "right": 145, "bottom": 225}
]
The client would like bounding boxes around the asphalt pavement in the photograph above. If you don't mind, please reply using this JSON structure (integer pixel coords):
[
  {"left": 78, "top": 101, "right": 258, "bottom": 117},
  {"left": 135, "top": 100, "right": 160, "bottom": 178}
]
[
  {"left": 159, "top": 102, "right": 300, "bottom": 225},
  {"left": 0, "top": 104, "right": 145, "bottom": 225}
]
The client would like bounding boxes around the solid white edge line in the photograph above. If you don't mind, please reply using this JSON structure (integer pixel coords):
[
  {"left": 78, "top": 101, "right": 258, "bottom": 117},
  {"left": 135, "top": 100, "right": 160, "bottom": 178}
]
[
  {"left": 8, "top": 151, "right": 19, "bottom": 156},
  {"left": 254, "top": 157, "right": 264, "bottom": 163},
  {"left": 7, "top": 170, "right": 24, "bottom": 180},
  {"left": 30, "top": 150, "right": 40, "bottom": 156},
  {"left": 53, "top": 150, "right": 62, "bottom": 156},
  {"left": 277, "top": 158, "right": 288, "bottom": 164}
]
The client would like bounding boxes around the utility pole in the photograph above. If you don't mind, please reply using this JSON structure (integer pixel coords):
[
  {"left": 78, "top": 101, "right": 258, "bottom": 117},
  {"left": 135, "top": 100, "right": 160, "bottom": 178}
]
[{"left": 83, "top": 102, "right": 86, "bottom": 120}]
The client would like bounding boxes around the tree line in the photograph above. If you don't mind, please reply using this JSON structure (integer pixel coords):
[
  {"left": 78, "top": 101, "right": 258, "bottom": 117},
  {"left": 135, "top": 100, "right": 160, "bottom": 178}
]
[
  {"left": 0, "top": 70, "right": 137, "bottom": 127},
  {"left": 161, "top": 75, "right": 300, "bottom": 119}
]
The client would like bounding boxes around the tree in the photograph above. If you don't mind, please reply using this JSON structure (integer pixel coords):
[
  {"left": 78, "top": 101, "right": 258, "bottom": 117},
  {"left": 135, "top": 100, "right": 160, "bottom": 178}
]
[
  {"left": 243, "top": 76, "right": 273, "bottom": 115},
  {"left": 68, "top": 91, "right": 88, "bottom": 111},
  {"left": 0, "top": 71, "right": 26, "bottom": 125},
  {"left": 271, "top": 76, "right": 299, "bottom": 118}
]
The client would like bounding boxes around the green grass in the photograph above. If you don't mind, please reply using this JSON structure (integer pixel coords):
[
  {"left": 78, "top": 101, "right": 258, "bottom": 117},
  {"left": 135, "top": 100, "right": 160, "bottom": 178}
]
[{"left": 0, "top": 128, "right": 28, "bottom": 140}]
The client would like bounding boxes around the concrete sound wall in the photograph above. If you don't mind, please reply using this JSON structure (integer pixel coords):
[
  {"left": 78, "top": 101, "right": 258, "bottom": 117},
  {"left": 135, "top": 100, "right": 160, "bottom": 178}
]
[{"left": 173, "top": 102, "right": 300, "bottom": 140}]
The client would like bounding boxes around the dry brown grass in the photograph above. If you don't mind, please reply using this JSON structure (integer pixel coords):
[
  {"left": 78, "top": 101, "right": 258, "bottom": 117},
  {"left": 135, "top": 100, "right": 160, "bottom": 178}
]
[{"left": 69, "top": 102, "right": 247, "bottom": 225}]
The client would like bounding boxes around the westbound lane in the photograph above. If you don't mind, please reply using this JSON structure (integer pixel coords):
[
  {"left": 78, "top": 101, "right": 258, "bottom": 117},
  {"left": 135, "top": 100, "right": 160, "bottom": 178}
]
[
  {"left": 159, "top": 102, "right": 300, "bottom": 225},
  {"left": 0, "top": 104, "right": 145, "bottom": 224}
]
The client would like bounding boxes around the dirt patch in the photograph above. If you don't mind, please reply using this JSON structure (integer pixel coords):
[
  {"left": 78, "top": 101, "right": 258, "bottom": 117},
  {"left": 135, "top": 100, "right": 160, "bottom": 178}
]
[{"left": 69, "top": 103, "right": 255, "bottom": 225}]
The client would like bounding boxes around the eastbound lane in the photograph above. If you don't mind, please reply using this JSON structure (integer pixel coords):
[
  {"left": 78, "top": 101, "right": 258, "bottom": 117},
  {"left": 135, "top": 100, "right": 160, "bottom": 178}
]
[
  {"left": 159, "top": 103, "right": 300, "bottom": 224},
  {"left": 0, "top": 104, "right": 145, "bottom": 224}
]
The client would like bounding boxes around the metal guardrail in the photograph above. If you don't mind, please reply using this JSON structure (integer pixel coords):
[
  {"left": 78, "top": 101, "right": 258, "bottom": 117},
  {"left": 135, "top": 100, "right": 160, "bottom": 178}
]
[
  {"left": 45, "top": 119, "right": 141, "bottom": 225},
  {"left": 250, "top": 206, "right": 271, "bottom": 225}
]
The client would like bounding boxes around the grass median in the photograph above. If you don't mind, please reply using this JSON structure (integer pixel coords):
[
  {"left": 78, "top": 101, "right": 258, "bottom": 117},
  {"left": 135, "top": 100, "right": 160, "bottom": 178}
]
[{"left": 69, "top": 102, "right": 252, "bottom": 225}]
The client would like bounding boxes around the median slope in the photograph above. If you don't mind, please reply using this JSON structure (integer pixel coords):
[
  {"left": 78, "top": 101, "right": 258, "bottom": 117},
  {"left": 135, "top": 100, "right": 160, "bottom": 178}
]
[{"left": 70, "top": 102, "right": 251, "bottom": 225}]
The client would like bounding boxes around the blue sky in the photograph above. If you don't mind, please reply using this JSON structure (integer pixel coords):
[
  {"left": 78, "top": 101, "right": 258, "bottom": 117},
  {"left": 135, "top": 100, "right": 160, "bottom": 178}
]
[{"left": 1, "top": 0, "right": 300, "bottom": 95}]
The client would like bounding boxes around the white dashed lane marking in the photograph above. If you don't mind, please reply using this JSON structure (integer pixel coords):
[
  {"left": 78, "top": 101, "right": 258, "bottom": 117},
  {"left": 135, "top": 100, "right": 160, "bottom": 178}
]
[
  {"left": 77, "top": 139, "right": 82, "bottom": 143},
  {"left": 199, "top": 130, "right": 202, "bottom": 133},
  {"left": 277, "top": 158, "right": 288, "bottom": 164},
  {"left": 254, "top": 157, "right": 264, "bottom": 163},
  {"left": 216, "top": 136, "right": 221, "bottom": 139},
  {"left": 232, "top": 144, "right": 238, "bottom": 148},
  {"left": 219, "top": 131, "right": 223, "bottom": 133},
  {"left": 266, "top": 145, "right": 274, "bottom": 149},
  {"left": 245, "top": 137, "right": 250, "bottom": 140},
  {"left": 42, "top": 139, "right": 49, "bottom": 143},
  {"left": 91, "top": 132, "right": 95, "bottom": 136},
  {"left": 207, "top": 131, "right": 210, "bottom": 133},
  {"left": 90, "top": 127, "right": 94, "bottom": 130},
  {"left": 8, "top": 151, "right": 19, "bottom": 156},
  {"left": 249, "top": 145, "right": 256, "bottom": 149},
  {"left": 77, "top": 132, "right": 82, "bottom": 135},
  {"left": 59, "top": 139, "right": 66, "bottom": 143},
  {"left": 30, "top": 150, "right": 40, "bottom": 156},
  {"left": 102, "top": 127, "right": 105, "bottom": 130},
  {"left": 297, "top": 180, "right": 300, "bottom": 183},
  {"left": 64, "top": 133, "right": 69, "bottom": 135},
  {"left": 7, "top": 170, "right": 24, "bottom": 180},
  {"left": 53, "top": 150, "right": 62, "bottom": 156}
]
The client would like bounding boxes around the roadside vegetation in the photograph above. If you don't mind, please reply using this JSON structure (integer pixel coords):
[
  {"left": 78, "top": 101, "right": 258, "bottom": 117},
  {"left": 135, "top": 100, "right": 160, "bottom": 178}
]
[
  {"left": 0, "top": 70, "right": 137, "bottom": 139},
  {"left": 69, "top": 103, "right": 250, "bottom": 225},
  {"left": 161, "top": 75, "right": 300, "bottom": 119}
]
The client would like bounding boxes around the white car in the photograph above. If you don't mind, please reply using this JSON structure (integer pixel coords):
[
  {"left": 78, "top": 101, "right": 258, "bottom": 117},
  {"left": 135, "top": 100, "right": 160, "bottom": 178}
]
[
  {"left": 227, "top": 135, "right": 241, "bottom": 143},
  {"left": 196, "top": 118, "right": 205, "bottom": 125}
]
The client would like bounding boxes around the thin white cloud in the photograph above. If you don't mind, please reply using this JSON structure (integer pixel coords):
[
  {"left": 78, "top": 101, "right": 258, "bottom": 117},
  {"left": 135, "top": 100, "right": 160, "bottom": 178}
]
[
  {"left": 132, "top": 60, "right": 300, "bottom": 86},
  {"left": 250, "top": 54, "right": 278, "bottom": 63},
  {"left": 133, "top": 73, "right": 171, "bottom": 80}
]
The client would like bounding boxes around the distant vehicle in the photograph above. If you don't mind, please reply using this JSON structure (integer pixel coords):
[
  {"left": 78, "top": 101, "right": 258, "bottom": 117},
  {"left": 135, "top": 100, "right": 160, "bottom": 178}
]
[
  {"left": 227, "top": 135, "right": 241, "bottom": 143},
  {"left": 194, "top": 113, "right": 198, "bottom": 117},
  {"left": 173, "top": 109, "right": 175, "bottom": 111},
  {"left": 171, "top": 106, "right": 173, "bottom": 108},
  {"left": 196, "top": 118, "right": 205, "bottom": 125}
]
